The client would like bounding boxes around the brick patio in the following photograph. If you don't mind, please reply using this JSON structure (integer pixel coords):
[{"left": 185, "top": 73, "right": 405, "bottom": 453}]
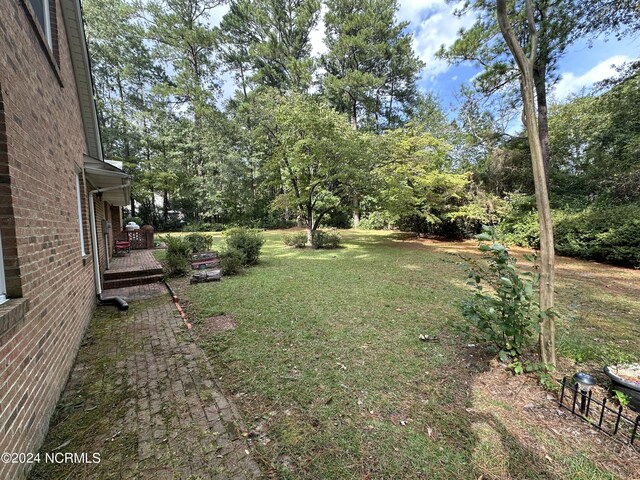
[
  {"left": 30, "top": 285, "right": 261, "bottom": 479},
  {"left": 103, "top": 250, "right": 164, "bottom": 290}
]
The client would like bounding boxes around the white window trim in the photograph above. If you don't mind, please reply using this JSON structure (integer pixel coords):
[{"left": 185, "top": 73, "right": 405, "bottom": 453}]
[
  {"left": 29, "top": 0, "right": 52, "bottom": 49},
  {"left": 76, "top": 173, "right": 87, "bottom": 256},
  {"left": 0, "top": 229, "right": 6, "bottom": 304},
  {"left": 42, "top": 0, "right": 52, "bottom": 49}
]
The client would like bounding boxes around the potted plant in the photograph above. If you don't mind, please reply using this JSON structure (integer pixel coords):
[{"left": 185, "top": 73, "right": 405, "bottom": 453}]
[{"left": 604, "top": 363, "right": 640, "bottom": 412}]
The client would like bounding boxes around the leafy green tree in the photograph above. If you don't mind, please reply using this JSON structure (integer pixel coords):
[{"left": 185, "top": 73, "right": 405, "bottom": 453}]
[
  {"left": 548, "top": 73, "right": 640, "bottom": 205},
  {"left": 217, "top": 0, "right": 321, "bottom": 94},
  {"left": 84, "top": 0, "right": 162, "bottom": 216},
  {"left": 439, "top": 0, "right": 582, "bottom": 185},
  {"left": 146, "top": 0, "right": 226, "bottom": 221},
  {"left": 256, "top": 94, "right": 364, "bottom": 241},
  {"left": 322, "top": 0, "right": 422, "bottom": 225},
  {"left": 496, "top": 0, "right": 556, "bottom": 367},
  {"left": 322, "top": 0, "right": 422, "bottom": 131}
]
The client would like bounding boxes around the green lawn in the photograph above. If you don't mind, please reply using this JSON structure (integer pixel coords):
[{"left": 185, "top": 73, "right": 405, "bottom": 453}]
[{"left": 169, "top": 229, "right": 640, "bottom": 479}]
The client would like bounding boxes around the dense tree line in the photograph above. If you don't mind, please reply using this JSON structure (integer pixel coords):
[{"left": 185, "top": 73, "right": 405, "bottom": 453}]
[{"left": 84, "top": 0, "right": 639, "bottom": 266}]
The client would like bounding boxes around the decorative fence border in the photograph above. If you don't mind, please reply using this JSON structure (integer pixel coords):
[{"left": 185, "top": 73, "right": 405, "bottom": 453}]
[{"left": 558, "top": 376, "right": 639, "bottom": 449}]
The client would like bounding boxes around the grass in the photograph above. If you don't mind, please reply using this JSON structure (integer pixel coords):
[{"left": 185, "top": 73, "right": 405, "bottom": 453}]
[
  {"left": 168, "top": 229, "right": 640, "bottom": 479},
  {"left": 29, "top": 301, "right": 148, "bottom": 479}
]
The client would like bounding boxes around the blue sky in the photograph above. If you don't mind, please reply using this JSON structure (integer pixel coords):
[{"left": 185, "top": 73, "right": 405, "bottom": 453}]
[{"left": 211, "top": 0, "right": 640, "bottom": 113}]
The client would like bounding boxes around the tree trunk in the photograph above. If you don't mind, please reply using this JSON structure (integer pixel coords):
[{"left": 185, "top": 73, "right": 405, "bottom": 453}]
[
  {"left": 352, "top": 194, "right": 360, "bottom": 227},
  {"left": 163, "top": 190, "right": 169, "bottom": 225},
  {"left": 497, "top": 0, "right": 556, "bottom": 367},
  {"left": 534, "top": 65, "right": 551, "bottom": 186},
  {"left": 351, "top": 99, "right": 358, "bottom": 130}
]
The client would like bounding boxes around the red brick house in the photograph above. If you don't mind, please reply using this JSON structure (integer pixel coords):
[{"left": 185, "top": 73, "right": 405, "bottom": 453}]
[{"left": 0, "top": 0, "right": 130, "bottom": 476}]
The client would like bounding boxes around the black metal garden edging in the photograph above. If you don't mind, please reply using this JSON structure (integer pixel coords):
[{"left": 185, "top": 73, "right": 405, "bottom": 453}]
[{"left": 558, "top": 376, "right": 640, "bottom": 449}]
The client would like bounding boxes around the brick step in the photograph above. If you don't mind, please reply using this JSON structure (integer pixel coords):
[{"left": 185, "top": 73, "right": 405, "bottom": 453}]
[
  {"left": 104, "top": 267, "right": 164, "bottom": 281},
  {"left": 103, "top": 274, "right": 164, "bottom": 290}
]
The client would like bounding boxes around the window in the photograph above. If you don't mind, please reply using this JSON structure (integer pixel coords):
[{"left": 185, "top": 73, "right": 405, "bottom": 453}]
[
  {"left": 28, "top": 0, "right": 52, "bottom": 49},
  {"left": 76, "top": 173, "right": 86, "bottom": 256},
  {"left": 0, "top": 229, "right": 6, "bottom": 304}
]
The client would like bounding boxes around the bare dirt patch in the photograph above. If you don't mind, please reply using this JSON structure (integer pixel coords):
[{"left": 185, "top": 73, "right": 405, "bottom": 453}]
[
  {"left": 396, "top": 235, "right": 640, "bottom": 299},
  {"left": 197, "top": 313, "right": 236, "bottom": 336}
]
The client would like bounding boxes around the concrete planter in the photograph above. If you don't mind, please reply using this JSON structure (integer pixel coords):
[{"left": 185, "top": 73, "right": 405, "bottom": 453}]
[{"left": 604, "top": 363, "right": 640, "bottom": 412}]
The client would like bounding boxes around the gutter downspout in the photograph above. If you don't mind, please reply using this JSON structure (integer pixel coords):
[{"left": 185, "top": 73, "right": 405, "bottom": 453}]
[{"left": 88, "top": 184, "right": 129, "bottom": 296}]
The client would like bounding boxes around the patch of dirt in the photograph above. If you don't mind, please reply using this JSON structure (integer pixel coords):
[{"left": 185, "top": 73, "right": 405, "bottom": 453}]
[
  {"left": 471, "top": 364, "right": 640, "bottom": 479},
  {"left": 197, "top": 313, "right": 236, "bottom": 337},
  {"left": 396, "top": 236, "right": 640, "bottom": 299}
]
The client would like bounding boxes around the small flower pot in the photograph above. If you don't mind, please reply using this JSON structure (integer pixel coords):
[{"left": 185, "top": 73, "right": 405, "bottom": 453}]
[{"left": 604, "top": 363, "right": 640, "bottom": 412}]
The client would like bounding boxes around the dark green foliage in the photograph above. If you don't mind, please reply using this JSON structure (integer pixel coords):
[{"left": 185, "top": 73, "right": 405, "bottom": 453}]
[
  {"left": 497, "top": 195, "right": 540, "bottom": 248},
  {"left": 554, "top": 206, "right": 640, "bottom": 267},
  {"left": 162, "top": 235, "right": 192, "bottom": 277},
  {"left": 282, "top": 232, "right": 308, "bottom": 248},
  {"left": 223, "top": 227, "right": 266, "bottom": 266},
  {"left": 185, "top": 233, "right": 214, "bottom": 253},
  {"left": 219, "top": 248, "right": 246, "bottom": 275},
  {"left": 498, "top": 202, "right": 640, "bottom": 267},
  {"left": 322, "top": 207, "right": 353, "bottom": 229},
  {"left": 358, "top": 212, "right": 390, "bottom": 230},
  {"left": 462, "top": 228, "right": 540, "bottom": 361},
  {"left": 183, "top": 222, "right": 226, "bottom": 232},
  {"left": 311, "top": 230, "right": 342, "bottom": 249}
]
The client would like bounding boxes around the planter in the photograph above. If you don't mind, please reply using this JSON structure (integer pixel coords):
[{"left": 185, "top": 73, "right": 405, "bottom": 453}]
[{"left": 604, "top": 363, "right": 640, "bottom": 412}]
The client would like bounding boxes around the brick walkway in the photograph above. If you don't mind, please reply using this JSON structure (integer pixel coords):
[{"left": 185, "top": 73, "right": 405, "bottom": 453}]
[
  {"left": 109, "top": 249, "right": 163, "bottom": 273},
  {"left": 102, "top": 282, "right": 168, "bottom": 302},
  {"left": 31, "top": 287, "right": 261, "bottom": 479}
]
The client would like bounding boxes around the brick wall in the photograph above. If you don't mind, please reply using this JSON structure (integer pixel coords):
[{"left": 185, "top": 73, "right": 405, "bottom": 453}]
[{"left": 0, "top": 1, "right": 100, "bottom": 477}]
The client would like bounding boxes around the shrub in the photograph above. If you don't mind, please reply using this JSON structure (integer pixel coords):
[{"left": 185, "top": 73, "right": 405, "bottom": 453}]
[
  {"left": 358, "top": 212, "right": 391, "bottom": 230},
  {"left": 461, "top": 227, "right": 541, "bottom": 363},
  {"left": 311, "top": 229, "right": 342, "bottom": 249},
  {"left": 183, "top": 222, "right": 225, "bottom": 232},
  {"left": 498, "top": 203, "right": 640, "bottom": 267},
  {"left": 219, "top": 248, "right": 245, "bottom": 275},
  {"left": 162, "top": 235, "right": 192, "bottom": 277},
  {"left": 185, "top": 233, "right": 214, "bottom": 253},
  {"left": 496, "top": 195, "right": 540, "bottom": 248},
  {"left": 223, "top": 227, "right": 265, "bottom": 266},
  {"left": 282, "top": 232, "right": 308, "bottom": 248},
  {"left": 554, "top": 205, "right": 640, "bottom": 267},
  {"left": 497, "top": 209, "right": 540, "bottom": 248}
]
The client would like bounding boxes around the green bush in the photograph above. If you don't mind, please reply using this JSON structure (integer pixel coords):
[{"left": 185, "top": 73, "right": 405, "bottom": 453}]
[
  {"left": 282, "top": 232, "right": 308, "bottom": 248},
  {"left": 219, "top": 248, "right": 245, "bottom": 275},
  {"left": 183, "top": 222, "right": 225, "bottom": 232},
  {"left": 185, "top": 233, "right": 214, "bottom": 253},
  {"left": 161, "top": 235, "right": 192, "bottom": 277},
  {"left": 358, "top": 212, "right": 391, "bottom": 230},
  {"left": 497, "top": 200, "right": 640, "bottom": 267},
  {"left": 554, "top": 205, "right": 640, "bottom": 267},
  {"left": 497, "top": 209, "right": 540, "bottom": 249},
  {"left": 223, "top": 227, "right": 265, "bottom": 266},
  {"left": 496, "top": 195, "right": 540, "bottom": 248},
  {"left": 462, "top": 227, "right": 541, "bottom": 363},
  {"left": 311, "top": 229, "right": 342, "bottom": 249}
]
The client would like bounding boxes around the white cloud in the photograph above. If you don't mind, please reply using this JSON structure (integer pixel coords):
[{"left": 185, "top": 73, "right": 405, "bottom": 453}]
[
  {"left": 309, "top": 3, "right": 328, "bottom": 57},
  {"left": 206, "top": 3, "right": 230, "bottom": 27},
  {"left": 552, "top": 55, "right": 631, "bottom": 100},
  {"left": 410, "top": 1, "right": 476, "bottom": 77},
  {"left": 396, "top": 0, "right": 445, "bottom": 24}
]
